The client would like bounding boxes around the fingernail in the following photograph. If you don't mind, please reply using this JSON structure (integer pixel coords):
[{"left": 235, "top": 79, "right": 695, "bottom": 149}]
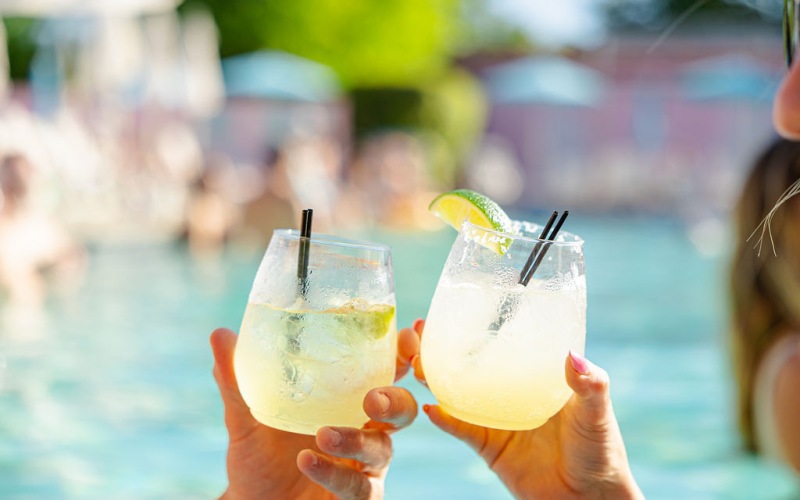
[
  {"left": 310, "top": 453, "right": 319, "bottom": 466},
  {"left": 570, "top": 350, "right": 590, "bottom": 375},
  {"left": 413, "top": 318, "right": 424, "bottom": 332},
  {"left": 327, "top": 429, "right": 342, "bottom": 447},
  {"left": 422, "top": 404, "right": 430, "bottom": 413},
  {"left": 377, "top": 391, "right": 391, "bottom": 414}
]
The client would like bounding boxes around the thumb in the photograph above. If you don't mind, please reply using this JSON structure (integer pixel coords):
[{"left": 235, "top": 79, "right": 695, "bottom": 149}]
[
  {"left": 423, "top": 404, "right": 488, "bottom": 456},
  {"left": 565, "top": 351, "right": 613, "bottom": 426},
  {"left": 210, "top": 328, "right": 259, "bottom": 439}
]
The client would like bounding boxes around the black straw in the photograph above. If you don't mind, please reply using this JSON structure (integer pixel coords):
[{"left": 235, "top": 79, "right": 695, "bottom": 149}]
[
  {"left": 488, "top": 210, "right": 570, "bottom": 332},
  {"left": 520, "top": 210, "right": 569, "bottom": 286},
  {"left": 297, "top": 209, "right": 313, "bottom": 297},
  {"left": 518, "top": 211, "right": 558, "bottom": 285}
]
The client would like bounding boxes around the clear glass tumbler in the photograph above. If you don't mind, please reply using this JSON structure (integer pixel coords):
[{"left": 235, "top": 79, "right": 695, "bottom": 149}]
[
  {"left": 234, "top": 230, "right": 397, "bottom": 435},
  {"left": 421, "top": 220, "right": 586, "bottom": 430}
]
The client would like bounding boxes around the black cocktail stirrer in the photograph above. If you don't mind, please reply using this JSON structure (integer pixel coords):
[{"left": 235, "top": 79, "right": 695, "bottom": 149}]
[
  {"left": 518, "top": 210, "right": 558, "bottom": 285},
  {"left": 489, "top": 210, "right": 569, "bottom": 332},
  {"left": 520, "top": 211, "right": 569, "bottom": 286},
  {"left": 297, "top": 209, "right": 313, "bottom": 298}
]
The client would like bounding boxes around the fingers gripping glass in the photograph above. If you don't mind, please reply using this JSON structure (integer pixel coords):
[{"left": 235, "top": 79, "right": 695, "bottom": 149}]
[{"left": 786, "top": 0, "right": 800, "bottom": 67}]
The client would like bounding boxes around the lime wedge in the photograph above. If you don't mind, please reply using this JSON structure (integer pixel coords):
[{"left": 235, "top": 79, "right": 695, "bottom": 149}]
[
  {"left": 429, "top": 189, "right": 514, "bottom": 253},
  {"left": 327, "top": 299, "right": 396, "bottom": 340}
]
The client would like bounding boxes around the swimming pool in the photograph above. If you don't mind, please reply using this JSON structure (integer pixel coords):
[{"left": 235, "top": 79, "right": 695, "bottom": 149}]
[{"left": 0, "top": 214, "right": 797, "bottom": 498}]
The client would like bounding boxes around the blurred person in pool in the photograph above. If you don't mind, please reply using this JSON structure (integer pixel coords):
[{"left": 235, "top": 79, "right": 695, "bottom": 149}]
[
  {"left": 730, "top": 137, "right": 800, "bottom": 474},
  {"left": 184, "top": 159, "right": 240, "bottom": 257},
  {"left": 0, "top": 154, "right": 83, "bottom": 308}
]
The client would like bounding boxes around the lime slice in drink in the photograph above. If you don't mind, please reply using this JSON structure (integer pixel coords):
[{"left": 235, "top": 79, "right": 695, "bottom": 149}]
[
  {"left": 429, "top": 189, "right": 514, "bottom": 254},
  {"left": 328, "top": 299, "right": 396, "bottom": 340}
]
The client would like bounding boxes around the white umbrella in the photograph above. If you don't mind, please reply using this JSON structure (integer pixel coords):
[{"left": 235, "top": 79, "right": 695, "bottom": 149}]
[
  {"left": 0, "top": 0, "right": 179, "bottom": 17},
  {"left": 485, "top": 55, "right": 607, "bottom": 107},
  {"left": 222, "top": 51, "right": 341, "bottom": 103}
]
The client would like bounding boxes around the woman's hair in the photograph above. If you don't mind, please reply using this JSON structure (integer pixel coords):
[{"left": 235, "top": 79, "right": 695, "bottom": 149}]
[{"left": 730, "top": 137, "right": 800, "bottom": 452}]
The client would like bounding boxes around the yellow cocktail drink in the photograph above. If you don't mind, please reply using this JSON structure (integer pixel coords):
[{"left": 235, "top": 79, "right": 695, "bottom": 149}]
[
  {"left": 422, "top": 280, "right": 585, "bottom": 430},
  {"left": 235, "top": 300, "right": 396, "bottom": 435}
]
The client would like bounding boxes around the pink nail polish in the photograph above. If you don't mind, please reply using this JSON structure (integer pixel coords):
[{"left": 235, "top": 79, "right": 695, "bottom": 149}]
[{"left": 569, "top": 350, "right": 590, "bottom": 375}]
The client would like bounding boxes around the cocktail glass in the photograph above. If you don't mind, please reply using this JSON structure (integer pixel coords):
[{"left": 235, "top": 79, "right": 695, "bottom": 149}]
[
  {"left": 234, "top": 230, "right": 397, "bottom": 435},
  {"left": 421, "top": 219, "right": 586, "bottom": 430}
]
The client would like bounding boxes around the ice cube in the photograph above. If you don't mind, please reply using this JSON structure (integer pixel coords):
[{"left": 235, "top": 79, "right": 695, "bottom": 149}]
[
  {"left": 487, "top": 294, "right": 521, "bottom": 332},
  {"left": 281, "top": 357, "right": 314, "bottom": 402},
  {"left": 280, "top": 314, "right": 305, "bottom": 354},
  {"left": 300, "top": 330, "right": 351, "bottom": 363}
]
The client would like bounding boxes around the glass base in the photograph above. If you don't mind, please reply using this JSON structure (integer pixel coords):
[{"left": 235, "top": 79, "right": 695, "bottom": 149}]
[
  {"left": 439, "top": 403, "right": 551, "bottom": 431},
  {"left": 249, "top": 410, "right": 319, "bottom": 435},
  {"left": 248, "top": 409, "right": 369, "bottom": 436}
]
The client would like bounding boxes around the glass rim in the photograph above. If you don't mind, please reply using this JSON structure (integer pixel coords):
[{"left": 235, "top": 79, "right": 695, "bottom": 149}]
[
  {"left": 273, "top": 229, "right": 391, "bottom": 252},
  {"left": 461, "top": 219, "right": 584, "bottom": 247}
]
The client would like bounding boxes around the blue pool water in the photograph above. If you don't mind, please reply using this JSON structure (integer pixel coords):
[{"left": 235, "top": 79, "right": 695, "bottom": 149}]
[{"left": 1, "top": 215, "right": 798, "bottom": 498}]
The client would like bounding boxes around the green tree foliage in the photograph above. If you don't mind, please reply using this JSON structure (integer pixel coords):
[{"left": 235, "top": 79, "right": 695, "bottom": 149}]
[
  {"left": 455, "top": 0, "right": 532, "bottom": 55},
  {"left": 180, "top": 0, "right": 459, "bottom": 88},
  {"left": 3, "top": 18, "right": 37, "bottom": 81},
  {"left": 349, "top": 68, "right": 486, "bottom": 186},
  {"left": 420, "top": 68, "right": 487, "bottom": 184}
]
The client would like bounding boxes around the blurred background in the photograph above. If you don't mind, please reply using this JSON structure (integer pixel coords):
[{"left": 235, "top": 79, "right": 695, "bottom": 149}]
[{"left": 0, "top": 0, "right": 798, "bottom": 497}]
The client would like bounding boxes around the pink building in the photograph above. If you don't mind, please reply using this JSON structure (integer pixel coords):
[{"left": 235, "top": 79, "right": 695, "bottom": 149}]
[{"left": 478, "top": 30, "right": 783, "bottom": 215}]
